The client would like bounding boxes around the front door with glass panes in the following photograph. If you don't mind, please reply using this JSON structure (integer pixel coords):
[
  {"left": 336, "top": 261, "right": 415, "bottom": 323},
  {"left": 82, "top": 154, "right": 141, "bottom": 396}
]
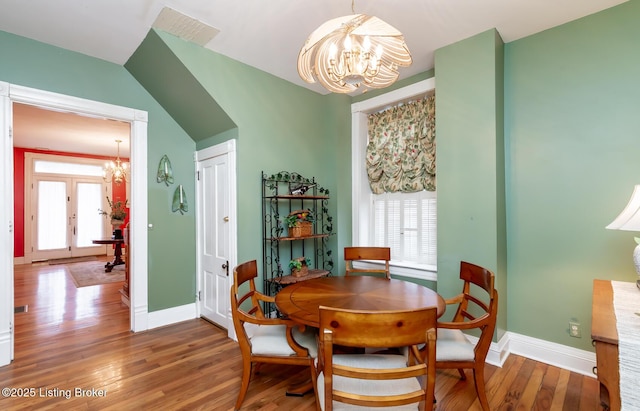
[{"left": 28, "top": 156, "right": 109, "bottom": 261}]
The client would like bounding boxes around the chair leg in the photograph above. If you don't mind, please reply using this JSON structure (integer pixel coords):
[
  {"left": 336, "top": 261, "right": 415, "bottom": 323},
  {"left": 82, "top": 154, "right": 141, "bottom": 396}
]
[
  {"left": 472, "top": 366, "right": 489, "bottom": 411},
  {"left": 309, "top": 362, "right": 320, "bottom": 411},
  {"left": 457, "top": 368, "right": 466, "bottom": 380},
  {"left": 235, "top": 359, "right": 253, "bottom": 410}
]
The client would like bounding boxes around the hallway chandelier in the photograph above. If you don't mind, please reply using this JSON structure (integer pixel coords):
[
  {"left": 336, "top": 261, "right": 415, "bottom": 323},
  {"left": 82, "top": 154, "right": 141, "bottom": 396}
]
[
  {"left": 103, "top": 139, "right": 128, "bottom": 185},
  {"left": 297, "top": 2, "right": 412, "bottom": 94}
]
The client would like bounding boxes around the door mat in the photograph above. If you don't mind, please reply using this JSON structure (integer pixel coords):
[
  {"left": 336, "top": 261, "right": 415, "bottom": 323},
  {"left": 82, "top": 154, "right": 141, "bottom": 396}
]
[
  {"left": 48, "top": 256, "right": 97, "bottom": 265},
  {"left": 66, "top": 261, "right": 124, "bottom": 288}
]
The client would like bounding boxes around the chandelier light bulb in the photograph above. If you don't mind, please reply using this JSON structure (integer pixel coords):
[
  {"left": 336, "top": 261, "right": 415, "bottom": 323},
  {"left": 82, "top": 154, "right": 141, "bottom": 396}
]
[
  {"left": 103, "top": 139, "right": 129, "bottom": 185},
  {"left": 344, "top": 34, "right": 352, "bottom": 51},
  {"left": 329, "top": 42, "right": 338, "bottom": 60},
  {"left": 362, "top": 36, "right": 371, "bottom": 52}
]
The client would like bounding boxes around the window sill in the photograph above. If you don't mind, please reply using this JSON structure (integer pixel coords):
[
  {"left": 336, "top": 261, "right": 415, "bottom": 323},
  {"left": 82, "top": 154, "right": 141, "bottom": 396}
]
[{"left": 352, "top": 261, "right": 437, "bottom": 282}]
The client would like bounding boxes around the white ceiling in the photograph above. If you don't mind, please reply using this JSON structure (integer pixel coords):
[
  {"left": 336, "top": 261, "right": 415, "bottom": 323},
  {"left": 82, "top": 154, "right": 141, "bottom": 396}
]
[
  {"left": 12, "top": 103, "right": 131, "bottom": 157},
  {"left": 2, "top": 0, "right": 627, "bottom": 155}
]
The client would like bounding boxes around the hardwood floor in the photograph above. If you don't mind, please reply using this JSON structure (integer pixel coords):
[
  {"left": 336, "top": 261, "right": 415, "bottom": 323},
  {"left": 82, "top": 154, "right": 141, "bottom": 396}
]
[{"left": 1, "top": 259, "right": 600, "bottom": 410}]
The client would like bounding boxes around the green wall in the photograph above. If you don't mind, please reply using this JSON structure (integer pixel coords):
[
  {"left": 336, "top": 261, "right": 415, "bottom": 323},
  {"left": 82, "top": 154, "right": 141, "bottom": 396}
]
[
  {"left": 324, "top": 92, "right": 354, "bottom": 276},
  {"left": 434, "top": 29, "right": 507, "bottom": 337},
  {"left": 124, "top": 30, "right": 236, "bottom": 141},
  {"left": 432, "top": 0, "right": 640, "bottom": 351},
  {"left": 504, "top": 0, "right": 640, "bottom": 350},
  {"left": 139, "top": 30, "right": 352, "bottom": 274},
  {"left": 0, "top": 30, "right": 197, "bottom": 312}
]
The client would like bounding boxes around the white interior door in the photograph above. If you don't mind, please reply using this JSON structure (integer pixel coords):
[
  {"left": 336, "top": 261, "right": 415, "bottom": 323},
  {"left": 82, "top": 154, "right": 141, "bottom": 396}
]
[{"left": 197, "top": 151, "right": 230, "bottom": 328}]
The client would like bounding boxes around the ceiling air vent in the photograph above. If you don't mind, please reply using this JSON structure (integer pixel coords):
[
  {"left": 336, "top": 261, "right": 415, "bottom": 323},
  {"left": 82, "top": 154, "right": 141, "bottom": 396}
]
[{"left": 152, "top": 7, "right": 219, "bottom": 46}]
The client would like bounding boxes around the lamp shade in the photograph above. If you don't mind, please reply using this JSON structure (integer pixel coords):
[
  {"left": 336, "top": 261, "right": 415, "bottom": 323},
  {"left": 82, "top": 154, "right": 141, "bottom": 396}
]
[{"left": 606, "top": 185, "right": 640, "bottom": 231}]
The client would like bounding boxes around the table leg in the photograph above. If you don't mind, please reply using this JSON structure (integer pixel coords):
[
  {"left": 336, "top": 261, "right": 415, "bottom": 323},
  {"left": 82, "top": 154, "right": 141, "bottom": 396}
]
[
  {"left": 285, "top": 380, "right": 314, "bottom": 397},
  {"left": 104, "top": 243, "right": 125, "bottom": 272}
]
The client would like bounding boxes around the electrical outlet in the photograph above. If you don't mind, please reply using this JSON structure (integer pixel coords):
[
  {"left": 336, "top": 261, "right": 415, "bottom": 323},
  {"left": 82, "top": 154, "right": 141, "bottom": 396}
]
[{"left": 569, "top": 321, "right": 581, "bottom": 338}]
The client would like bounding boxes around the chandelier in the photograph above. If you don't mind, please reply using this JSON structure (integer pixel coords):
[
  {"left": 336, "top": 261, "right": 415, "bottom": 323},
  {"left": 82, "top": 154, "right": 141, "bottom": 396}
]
[
  {"left": 103, "top": 139, "right": 128, "bottom": 185},
  {"left": 297, "top": 11, "right": 412, "bottom": 94}
]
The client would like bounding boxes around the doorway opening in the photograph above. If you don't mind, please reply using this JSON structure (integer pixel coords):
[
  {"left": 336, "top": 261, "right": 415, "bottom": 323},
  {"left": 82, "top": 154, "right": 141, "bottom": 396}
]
[{"left": 0, "top": 82, "right": 150, "bottom": 366}]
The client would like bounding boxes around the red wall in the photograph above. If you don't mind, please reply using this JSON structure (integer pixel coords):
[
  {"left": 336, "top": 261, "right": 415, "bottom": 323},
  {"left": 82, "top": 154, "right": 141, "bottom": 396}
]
[
  {"left": 13, "top": 148, "right": 128, "bottom": 258},
  {"left": 13, "top": 148, "right": 25, "bottom": 258}
]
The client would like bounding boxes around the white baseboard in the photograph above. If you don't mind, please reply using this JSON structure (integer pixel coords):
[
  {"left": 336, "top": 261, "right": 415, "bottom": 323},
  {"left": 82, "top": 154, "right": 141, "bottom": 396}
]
[
  {"left": 13, "top": 257, "right": 25, "bottom": 265},
  {"left": 144, "top": 305, "right": 597, "bottom": 378},
  {"left": 147, "top": 303, "right": 197, "bottom": 330},
  {"left": 0, "top": 328, "right": 11, "bottom": 366},
  {"left": 473, "top": 331, "right": 596, "bottom": 378}
]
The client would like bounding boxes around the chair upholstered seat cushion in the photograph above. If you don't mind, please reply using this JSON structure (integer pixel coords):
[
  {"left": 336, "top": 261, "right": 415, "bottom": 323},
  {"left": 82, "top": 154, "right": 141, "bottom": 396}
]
[
  {"left": 244, "top": 323, "right": 318, "bottom": 357},
  {"left": 317, "top": 354, "right": 422, "bottom": 411},
  {"left": 436, "top": 328, "right": 475, "bottom": 361}
]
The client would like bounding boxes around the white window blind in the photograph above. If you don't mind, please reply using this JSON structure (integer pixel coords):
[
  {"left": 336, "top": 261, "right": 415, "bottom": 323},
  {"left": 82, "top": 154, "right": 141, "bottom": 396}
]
[{"left": 371, "top": 190, "right": 437, "bottom": 268}]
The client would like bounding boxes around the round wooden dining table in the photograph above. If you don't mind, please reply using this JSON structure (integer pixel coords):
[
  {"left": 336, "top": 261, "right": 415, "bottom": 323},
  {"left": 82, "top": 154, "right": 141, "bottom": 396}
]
[{"left": 275, "top": 275, "right": 446, "bottom": 328}]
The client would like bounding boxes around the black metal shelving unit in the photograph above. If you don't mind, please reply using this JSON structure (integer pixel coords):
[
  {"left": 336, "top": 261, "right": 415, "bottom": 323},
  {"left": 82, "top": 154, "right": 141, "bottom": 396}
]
[{"left": 261, "top": 171, "right": 334, "bottom": 314}]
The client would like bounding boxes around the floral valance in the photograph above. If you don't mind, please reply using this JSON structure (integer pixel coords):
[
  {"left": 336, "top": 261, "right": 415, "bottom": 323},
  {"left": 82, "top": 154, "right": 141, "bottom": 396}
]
[{"left": 366, "top": 95, "right": 435, "bottom": 194}]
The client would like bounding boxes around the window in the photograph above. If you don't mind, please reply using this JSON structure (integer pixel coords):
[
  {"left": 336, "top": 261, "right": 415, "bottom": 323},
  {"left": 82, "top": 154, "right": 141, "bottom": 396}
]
[
  {"left": 371, "top": 190, "right": 437, "bottom": 267},
  {"left": 351, "top": 78, "right": 437, "bottom": 281},
  {"left": 34, "top": 160, "right": 104, "bottom": 176}
]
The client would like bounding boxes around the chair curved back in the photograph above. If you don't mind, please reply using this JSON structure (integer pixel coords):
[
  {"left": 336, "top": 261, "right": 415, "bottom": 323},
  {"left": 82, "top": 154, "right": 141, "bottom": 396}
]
[
  {"left": 318, "top": 306, "right": 437, "bottom": 410},
  {"left": 230, "top": 260, "right": 317, "bottom": 410},
  {"left": 436, "top": 261, "right": 498, "bottom": 411},
  {"left": 231, "top": 260, "right": 267, "bottom": 322},
  {"left": 344, "top": 246, "right": 391, "bottom": 279}
]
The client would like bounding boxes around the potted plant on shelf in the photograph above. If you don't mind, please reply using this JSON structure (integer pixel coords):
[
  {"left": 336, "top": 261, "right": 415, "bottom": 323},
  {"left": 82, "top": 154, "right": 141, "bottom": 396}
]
[
  {"left": 285, "top": 209, "right": 314, "bottom": 237},
  {"left": 98, "top": 196, "right": 128, "bottom": 227},
  {"left": 289, "top": 256, "right": 311, "bottom": 277}
]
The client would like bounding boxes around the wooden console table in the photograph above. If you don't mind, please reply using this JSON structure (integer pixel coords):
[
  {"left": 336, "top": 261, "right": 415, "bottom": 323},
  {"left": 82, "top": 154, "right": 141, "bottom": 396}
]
[
  {"left": 591, "top": 279, "right": 621, "bottom": 411},
  {"left": 92, "top": 238, "right": 125, "bottom": 272}
]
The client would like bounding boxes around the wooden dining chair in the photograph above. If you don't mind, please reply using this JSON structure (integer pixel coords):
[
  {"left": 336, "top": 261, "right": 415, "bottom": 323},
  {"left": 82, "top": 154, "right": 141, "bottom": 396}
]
[
  {"left": 435, "top": 261, "right": 498, "bottom": 411},
  {"left": 230, "top": 260, "right": 318, "bottom": 410},
  {"left": 316, "top": 306, "right": 437, "bottom": 411},
  {"left": 344, "top": 246, "right": 391, "bottom": 279}
]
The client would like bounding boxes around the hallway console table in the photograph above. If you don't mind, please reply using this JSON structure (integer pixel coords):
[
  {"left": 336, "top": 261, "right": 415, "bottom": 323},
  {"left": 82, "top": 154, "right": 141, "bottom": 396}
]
[{"left": 92, "top": 238, "right": 125, "bottom": 272}]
